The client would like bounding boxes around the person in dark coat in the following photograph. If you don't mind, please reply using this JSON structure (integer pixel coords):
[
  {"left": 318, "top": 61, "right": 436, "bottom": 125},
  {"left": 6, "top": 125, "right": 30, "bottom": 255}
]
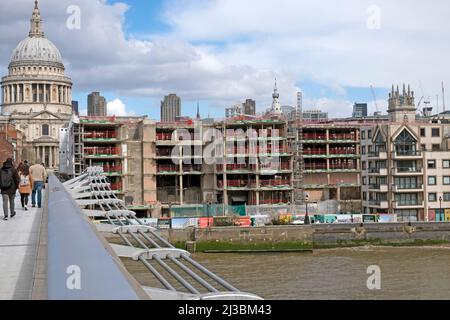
[{"left": 1, "top": 158, "right": 20, "bottom": 220}]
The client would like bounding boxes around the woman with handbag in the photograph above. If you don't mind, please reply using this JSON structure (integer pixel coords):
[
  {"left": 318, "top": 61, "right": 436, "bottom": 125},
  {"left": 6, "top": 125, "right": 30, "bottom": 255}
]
[{"left": 18, "top": 163, "right": 33, "bottom": 211}]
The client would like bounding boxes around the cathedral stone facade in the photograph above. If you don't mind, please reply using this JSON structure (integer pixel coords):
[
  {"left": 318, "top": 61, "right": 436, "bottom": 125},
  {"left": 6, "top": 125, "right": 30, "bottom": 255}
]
[{"left": 1, "top": 1, "right": 73, "bottom": 169}]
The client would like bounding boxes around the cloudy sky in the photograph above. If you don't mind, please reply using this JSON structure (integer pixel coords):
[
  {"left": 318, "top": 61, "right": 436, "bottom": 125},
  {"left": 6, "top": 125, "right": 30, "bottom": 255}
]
[{"left": 1, "top": 0, "right": 449, "bottom": 119}]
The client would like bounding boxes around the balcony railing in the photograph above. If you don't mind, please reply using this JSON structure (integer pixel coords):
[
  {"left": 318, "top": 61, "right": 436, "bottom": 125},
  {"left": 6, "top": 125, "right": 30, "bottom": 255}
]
[
  {"left": 303, "top": 134, "right": 327, "bottom": 140},
  {"left": 329, "top": 164, "right": 358, "bottom": 170},
  {"left": 329, "top": 133, "right": 356, "bottom": 141},
  {"left": 84, "top": 131, "right": 117, "bottom": 139},
  {"left": 394, "top": 167, "right": 423, "bottom": 174},
  {"left": 258, "top": 162, "right": 291, "bottom": 171},
  {"left": 217, "top": 164, "right": 249, "bottom": 171},
  {"left": 225, "top": 147, "right": 291, "bottom": 155},
  {"left": 368, "top": 200, "right": 389, "bottom": 208},
  {"left": 329, "top": 148, "right": 357, "bottom": 155},
  {"left": 259, "top": 179, "right": 291, "bottom": 187},
  {"left": 157, "top": 133, "right": 202, "bottom": 141},
  {"left": 217, "top": 180, "right": 250, "bottom": 188},
  {"left": 84, "top": 147, "right": 121, "bottom": 156},
  {"left": 393, "top": 184, "right": 423, "bottom": 190},
  {"left": 392, "top": 150, "right": 422, "bottom": 157},
  {"left": 368, "top": 150, "right": 387, "bottom": 157},
  {"left": 393, "top": 200, "right": 423, "bottom": 207},
  {"left": 103, "top": 165, "right": 122, "bottom": 173}
]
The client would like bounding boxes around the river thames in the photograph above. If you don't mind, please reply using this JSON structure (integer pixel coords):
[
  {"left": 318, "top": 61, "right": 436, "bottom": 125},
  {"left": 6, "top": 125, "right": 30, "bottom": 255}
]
[{"left": 125, "top": 246, "right": 450, "bottom": 300}]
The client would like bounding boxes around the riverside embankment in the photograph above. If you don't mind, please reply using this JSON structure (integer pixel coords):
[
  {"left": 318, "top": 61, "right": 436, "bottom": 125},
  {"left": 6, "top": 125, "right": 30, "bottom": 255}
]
[
  {"left": 102, "top": 222, "right": 450, "bottom": 252},
  {"left": 159, "top": 222, "right": 450, "bottom": 252}
]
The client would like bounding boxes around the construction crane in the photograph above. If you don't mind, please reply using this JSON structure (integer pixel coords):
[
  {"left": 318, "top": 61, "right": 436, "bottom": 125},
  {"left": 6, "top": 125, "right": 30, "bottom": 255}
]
[{"left": 370, "top": 85, "right": 380, "bottom": 114}]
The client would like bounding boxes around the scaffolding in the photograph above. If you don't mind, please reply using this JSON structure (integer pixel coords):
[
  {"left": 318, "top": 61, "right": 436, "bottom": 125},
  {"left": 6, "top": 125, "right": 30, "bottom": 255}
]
[{"left": 293, "top": 92, "right": 304, "bottom": 206}]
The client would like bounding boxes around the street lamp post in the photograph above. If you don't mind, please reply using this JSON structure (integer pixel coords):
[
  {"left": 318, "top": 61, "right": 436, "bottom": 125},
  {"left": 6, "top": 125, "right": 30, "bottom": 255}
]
[
  {"left": 207, "top": 201, "right": 212, "bottom": 228},
  {"left": 304, "top": 201, "right": 310, "bottom": 225},
  {"left": 439, "top": 196, "right": 443, "bottom": 222}
]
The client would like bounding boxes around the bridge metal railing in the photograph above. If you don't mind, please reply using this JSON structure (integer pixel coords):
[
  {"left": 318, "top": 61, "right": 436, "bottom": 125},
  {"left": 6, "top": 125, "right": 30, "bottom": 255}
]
[
  {"left": 47, "top": 175, "right": 147, "bottom": 300},
  {"left": 52, "top": 167, "right": 262, "bottom": 300}
]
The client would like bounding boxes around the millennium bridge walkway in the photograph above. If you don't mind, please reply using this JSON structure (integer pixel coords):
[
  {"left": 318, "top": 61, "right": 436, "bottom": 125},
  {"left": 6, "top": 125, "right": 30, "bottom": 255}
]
[{"left": 0, "top": 167, "right": 262, "bottom": 300}]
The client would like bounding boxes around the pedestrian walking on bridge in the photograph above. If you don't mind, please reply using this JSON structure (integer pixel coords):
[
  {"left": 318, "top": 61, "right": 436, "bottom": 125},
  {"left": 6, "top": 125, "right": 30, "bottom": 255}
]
[
  {"left": 1, "top": 158, "right": 20, "bottom": 221},
  {"left": 30, "top": 159, "right": 47, "bottom": 209},
  {"left": 18, "top": 162, "right": 32, "bottom": 211}
]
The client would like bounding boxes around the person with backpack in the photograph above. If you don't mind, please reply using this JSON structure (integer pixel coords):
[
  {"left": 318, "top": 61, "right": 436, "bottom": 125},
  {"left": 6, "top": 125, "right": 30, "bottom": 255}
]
[
  {"left": 18, "top": 162, "right": 32, "bottom": 211},
  {"left": 30, "top": 159, "right": 47, "bottom": 209},
  {"left": 1, "top": 158, "right": 20, "bottom": 221}
]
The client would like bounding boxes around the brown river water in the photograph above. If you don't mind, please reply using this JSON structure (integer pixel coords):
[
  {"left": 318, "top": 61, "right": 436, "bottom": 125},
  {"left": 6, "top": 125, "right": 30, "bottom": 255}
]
[{"left": 124, "top": 246, "right": 450, "bottom": 300}]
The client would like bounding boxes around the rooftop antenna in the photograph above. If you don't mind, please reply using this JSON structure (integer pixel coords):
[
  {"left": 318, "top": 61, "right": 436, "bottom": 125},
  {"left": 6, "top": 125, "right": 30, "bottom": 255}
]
[
  {"left": 442, "top": 81, "right": 446, "bottom": 113},
  {"left": 437, "top": 95, "right": 440, "bottom": 113}
]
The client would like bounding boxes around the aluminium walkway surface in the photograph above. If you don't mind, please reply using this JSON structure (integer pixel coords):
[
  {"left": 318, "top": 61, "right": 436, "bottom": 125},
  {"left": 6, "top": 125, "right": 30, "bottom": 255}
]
[{"left": 0, "top": 193, "right": 42, "bottom": 300}]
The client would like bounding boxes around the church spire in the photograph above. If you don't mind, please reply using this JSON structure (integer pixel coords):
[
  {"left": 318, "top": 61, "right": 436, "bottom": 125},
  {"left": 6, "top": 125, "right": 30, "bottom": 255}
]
[
  {"left": 196, "top": 101, "right": 201, "bottom": 119},
  {"left": 271, "top": 78, "right": 282, "bottom": 115},
  {"left": 29, "top": 0, "right": 44, "bottom": 38}
]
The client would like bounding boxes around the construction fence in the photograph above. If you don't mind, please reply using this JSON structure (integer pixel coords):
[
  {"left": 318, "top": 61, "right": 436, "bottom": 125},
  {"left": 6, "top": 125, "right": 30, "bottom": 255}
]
[{"left": 169, "top": 200, "right": 340, "bottom": 219}]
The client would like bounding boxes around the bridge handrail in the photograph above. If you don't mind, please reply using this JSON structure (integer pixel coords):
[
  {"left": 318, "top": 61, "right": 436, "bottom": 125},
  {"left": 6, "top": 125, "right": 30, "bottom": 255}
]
[{"left": 47, "top": 174, "right": 147, "bottom": 300}]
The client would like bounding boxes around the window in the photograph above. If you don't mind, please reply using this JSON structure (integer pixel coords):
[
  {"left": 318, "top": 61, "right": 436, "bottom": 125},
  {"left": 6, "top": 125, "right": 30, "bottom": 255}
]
[
  {"left": 428, "top": 160, "right": 436, "bottom": 169},
  {"left": 368, "top": 130, "right": 372, "bottom": 139},
  {"left": 432, "top": 144, "right": 441, "bottom": 151},
  {"left": 444, "top": 160, "right": 450, "bottom": 168},
  {"left": 420, "top": 128, "right": 426, "bottom": 137},
  {"left": 362, "top": 161, "right": 366, "bottom": 170},
  {"left": 394, "top": 129, "right": 417, "bottom": 155},
  {"left": 363, "top": 192, "right": 367, "bottom": 201},
  {"left": 444, "top": 193, "right": 450, "bottom": 202},
  {"left": 361, "top": 131, "right": 366, "bottom": 140},
  {"left": 361, "top": 146, "right": 366, "bottom": 155},
  {"left": 368, "top": 146, "right": 372, "bottom": 153},
  {"left": 395, "top": 177, "right": 418, "bottom": 189},
  {"left": 428, "top": 176, "right": 437, "bottom": 185},
  {"left": 432, "top": 128, "right": 440, "bottom": 137},
  {"left": 362, "top": 177, "right": 367, "bottom": 185},
  {"left": 42, "top": 124, "right": 49, "bottom": 136},
  {"left": 429, "top": 193, "right": 437, "bottom": 202},
  {"left": 444, "top": 177, "right": 450, "bottom": 185},
  {"left": 421, "top": 144, "right": 426, "bottom": 151}
]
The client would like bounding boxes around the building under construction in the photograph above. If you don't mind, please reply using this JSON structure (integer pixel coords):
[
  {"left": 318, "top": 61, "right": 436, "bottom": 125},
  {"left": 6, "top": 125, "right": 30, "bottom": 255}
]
[{"left": 214, "top": 116, "right": 293, "bottom": 207}]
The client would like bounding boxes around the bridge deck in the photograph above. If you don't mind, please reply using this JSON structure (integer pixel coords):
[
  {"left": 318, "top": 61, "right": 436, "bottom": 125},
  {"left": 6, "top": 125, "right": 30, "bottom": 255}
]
[{"left": 0, "top": 194, "right": 42, "bottom": 300}]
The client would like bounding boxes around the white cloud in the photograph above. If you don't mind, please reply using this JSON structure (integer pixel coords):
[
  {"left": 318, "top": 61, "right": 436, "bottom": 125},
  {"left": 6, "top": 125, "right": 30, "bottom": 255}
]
[
  {"left": 165, "top": 0, "right": 450, "bottom": 105},
  {"left": 1, "top": 0, "right": 449, "bottom": 118},
  {"left": 107, "top": 99, "right": 133, "bottom": 116}
]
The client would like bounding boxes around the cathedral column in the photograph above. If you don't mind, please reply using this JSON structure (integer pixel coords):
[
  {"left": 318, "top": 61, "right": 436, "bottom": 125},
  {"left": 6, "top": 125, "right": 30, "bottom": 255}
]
[
  {"left": 41, "top": 146, "right": 45, "bottom": 165},
  {"left": 49, "top": 146, "right": 53, "bottom": 168},
  {"left": 56, "top": 147, "right": 59, "bottom": 168},
  {"left": 11, "top": 85, "right": 15, "bottom": 103}
]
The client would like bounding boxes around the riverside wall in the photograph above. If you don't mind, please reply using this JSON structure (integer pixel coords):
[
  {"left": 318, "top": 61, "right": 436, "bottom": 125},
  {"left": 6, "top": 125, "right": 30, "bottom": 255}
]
[
  {"left": 158, "top": 222, "right": 450, "bottom": 252},
  {"left": 102, "top": 223, "right": 450, "bottom": 253}
]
